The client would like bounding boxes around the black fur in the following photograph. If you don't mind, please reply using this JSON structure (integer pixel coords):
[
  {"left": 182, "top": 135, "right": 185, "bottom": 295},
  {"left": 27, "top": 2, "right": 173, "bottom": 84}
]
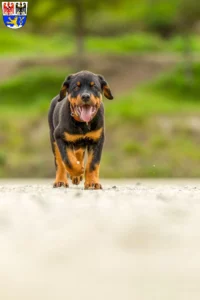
[
  {"left": 58, "top": 71, "right": 113, "bottom": 101},
  {"left": 48, "top": 70, "right": 113, "bottom": 188}
]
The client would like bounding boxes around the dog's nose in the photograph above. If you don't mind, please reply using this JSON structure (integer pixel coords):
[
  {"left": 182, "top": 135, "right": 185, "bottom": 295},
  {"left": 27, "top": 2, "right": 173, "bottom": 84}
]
[{"left": 81, "top": 93, "right": 90, "bottom": 102}]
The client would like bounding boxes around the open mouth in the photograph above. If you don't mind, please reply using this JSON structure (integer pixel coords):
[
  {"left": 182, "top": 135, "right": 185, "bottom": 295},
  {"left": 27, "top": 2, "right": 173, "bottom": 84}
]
[{"left": 74, "top": 105, "right": 97, "bottom": 122}]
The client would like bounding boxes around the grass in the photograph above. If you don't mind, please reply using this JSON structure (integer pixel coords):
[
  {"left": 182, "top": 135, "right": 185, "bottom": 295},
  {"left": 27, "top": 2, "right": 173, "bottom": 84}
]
[
  {"left": 1, "top": 28, "right": 200, "bottom": 57},
  {"left": 87, "top": 34, "right": 200, "bottom": 54},
  {"left": 0, "top": 67, "right": 67, "bottom": 107},
  {"left": 149, "top": 63, "right": 200, "bottom": 101},
  {"left": 105, "top": 89, "right": 200, "bottom": 123},
  {"left": 86, "top": 33, "right": 164, "bottom": 54},
  {"left": 1, "top": 63, "right": 200, "bottom": 119},
  {"left": 123, "top": 142, "right": 144, "bottom": 155},
  {"left": 106, "top": 63, "right": 200, "bottom": 122},
  {"left": 0, "top": 29, "right": 74, "bottom": 57}
]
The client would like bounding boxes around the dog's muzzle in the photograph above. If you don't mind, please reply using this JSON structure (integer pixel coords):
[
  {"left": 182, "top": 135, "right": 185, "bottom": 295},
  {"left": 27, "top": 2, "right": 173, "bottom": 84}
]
[{"left": 72, "top": 104, "right": 97, "bottom": 122}]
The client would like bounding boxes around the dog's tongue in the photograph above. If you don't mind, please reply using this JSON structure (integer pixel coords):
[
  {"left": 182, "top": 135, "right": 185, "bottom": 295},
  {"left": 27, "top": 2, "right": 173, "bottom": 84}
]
[{"left": 80, "top": 106, "right": 93, "bottom": 122}]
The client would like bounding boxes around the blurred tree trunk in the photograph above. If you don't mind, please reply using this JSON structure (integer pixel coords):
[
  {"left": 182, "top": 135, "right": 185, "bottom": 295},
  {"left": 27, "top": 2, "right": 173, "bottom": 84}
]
[{"left": 74, "top": 1, "right": 86, "bottom": 70}]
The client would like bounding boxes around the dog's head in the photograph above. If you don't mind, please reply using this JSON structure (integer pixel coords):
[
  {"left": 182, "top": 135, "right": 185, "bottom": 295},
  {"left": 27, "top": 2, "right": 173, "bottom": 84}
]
[{"left": 58, "top": 70, "right": 114, "bottom": 123}]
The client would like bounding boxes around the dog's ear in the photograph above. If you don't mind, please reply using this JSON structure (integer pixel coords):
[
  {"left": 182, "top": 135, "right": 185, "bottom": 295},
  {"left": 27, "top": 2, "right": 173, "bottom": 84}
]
[
  {"left": 58, "top": 75, "right": 73, "bottom": 102},
  {"left": 98, "top": 75, "right": 114, "bottom": 100}
]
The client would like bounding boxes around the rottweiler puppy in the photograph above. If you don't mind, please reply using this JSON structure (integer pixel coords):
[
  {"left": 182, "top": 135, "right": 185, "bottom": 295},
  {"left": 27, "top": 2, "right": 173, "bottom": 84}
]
[{"left": 48, "top": 70, "right": 114, "bottom": 189}]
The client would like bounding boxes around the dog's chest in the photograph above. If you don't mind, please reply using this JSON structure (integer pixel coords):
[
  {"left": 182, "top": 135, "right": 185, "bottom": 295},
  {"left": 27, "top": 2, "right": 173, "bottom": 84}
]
[{"left": 64, "top": 127, "right": 103, "bottom": 145}]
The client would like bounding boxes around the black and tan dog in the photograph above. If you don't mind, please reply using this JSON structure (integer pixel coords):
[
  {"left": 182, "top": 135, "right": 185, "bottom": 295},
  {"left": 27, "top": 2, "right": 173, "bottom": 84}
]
[{"left": 48, "top": 70, "right": 113, "bottom": 189}]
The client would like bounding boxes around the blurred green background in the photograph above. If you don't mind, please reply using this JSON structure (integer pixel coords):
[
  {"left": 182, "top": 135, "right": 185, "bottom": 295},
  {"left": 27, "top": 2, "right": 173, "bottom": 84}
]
[{"left": 0, "top": 0, "right": 200, "bottom": 178}]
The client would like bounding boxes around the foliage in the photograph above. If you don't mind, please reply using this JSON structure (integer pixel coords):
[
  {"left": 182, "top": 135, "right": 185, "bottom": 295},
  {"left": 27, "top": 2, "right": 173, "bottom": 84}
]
[
  {"left": 0, "top": 68, "right": 67, "bottom": 106},
  {"left": 20, "top": 0, "right": 200, "bottom": 36},
  {"left": 1, "top": 27, "right": 200, "bottom": 58},
  {"left": 1, "top": 63, "right": 200, "bottom": 113},
  {"left": 0, "top": 29, "right": 74, "bottom": 57},
  {"left": 149, "top": 63, "right": 200, "bottom": 101}
]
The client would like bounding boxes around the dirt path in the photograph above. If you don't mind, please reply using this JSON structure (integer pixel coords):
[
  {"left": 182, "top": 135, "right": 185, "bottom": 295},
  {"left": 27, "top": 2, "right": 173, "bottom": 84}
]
[
  {"left": 0, "top": 54, "right": 180, "bottom": 94},
  {"left": 0, "top": 58, "right": 21, "bottom": 81},
  {"left": 0, "top": 179, "right": 200, "bottom": 300}
]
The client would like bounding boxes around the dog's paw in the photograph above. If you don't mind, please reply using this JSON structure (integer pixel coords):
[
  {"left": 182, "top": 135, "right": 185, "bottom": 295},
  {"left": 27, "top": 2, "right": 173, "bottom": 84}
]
[
  {"left": 53, "top": 181, "right": 69, "bottom": 188},
  {"left": 84, "top": 182, "right": 102, "bottom": 190},
  {"left": 70, "top": 175, "right": 83, "bottom": 185}
]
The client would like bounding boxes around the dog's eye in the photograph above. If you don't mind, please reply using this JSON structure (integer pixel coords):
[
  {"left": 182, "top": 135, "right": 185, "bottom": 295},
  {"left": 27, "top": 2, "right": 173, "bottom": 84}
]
[{"left": 74, "top": 86, "right": 80, "bottom": 91}]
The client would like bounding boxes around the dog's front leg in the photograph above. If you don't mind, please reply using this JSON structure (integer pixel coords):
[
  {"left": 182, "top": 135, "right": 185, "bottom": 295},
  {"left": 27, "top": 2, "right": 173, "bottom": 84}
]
[
  {"left": 85, "top": 133, "right": 104, "bottom": 190},
  {"left": 55, "top": 137, "right": 84, "bottom": 177}
]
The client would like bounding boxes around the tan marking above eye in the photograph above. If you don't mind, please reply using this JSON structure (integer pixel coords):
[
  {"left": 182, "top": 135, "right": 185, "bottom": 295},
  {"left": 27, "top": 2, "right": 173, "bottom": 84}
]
[
  {"left": 90, "top": 82, "right": 95, "bottom": 86},
  {"left": 77, "top": 82, "right": 81, "bottom": 87}
]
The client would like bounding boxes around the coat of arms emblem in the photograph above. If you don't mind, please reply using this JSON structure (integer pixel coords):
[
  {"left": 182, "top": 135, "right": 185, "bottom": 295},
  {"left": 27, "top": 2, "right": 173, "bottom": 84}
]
[{"left": 2, "top": 2, "right": 28, "bottom": 29}]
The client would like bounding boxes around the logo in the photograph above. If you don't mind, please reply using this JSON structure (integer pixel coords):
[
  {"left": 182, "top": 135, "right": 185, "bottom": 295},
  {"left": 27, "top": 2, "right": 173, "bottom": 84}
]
[{"left": 2, "top": 2, "right": 28, "bottom": 29}]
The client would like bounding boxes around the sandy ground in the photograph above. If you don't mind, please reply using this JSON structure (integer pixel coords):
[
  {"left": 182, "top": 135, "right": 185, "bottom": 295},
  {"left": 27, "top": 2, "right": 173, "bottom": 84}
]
[{"left": 0, "top": 179, "right": 200, "bottom": 300}]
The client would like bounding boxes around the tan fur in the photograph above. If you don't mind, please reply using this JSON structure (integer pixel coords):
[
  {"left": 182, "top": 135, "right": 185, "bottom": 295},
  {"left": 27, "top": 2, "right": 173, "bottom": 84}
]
[
  {"left": 64, "top": 128, "right": 103, "bottom": 143},
  {"left": 103, "top": 85, "right": 112, "bottom": 99},
  {"left": 70, "top": 148, "right": 85, "bottom": 185},
  {"left": 54, "top": 143, "right": 68, "bottom": 186},
  {"left": 65, "top": 148, "right": 84, "bottom": 177},
  {"left": 84, "top": 151, "right": 101, "bottom": 189}
]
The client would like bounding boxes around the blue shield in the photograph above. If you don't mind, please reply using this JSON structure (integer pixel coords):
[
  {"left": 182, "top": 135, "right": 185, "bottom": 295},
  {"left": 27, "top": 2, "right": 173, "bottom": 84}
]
[{"left": 2, "top": 2, "right": 28, "bottom": 29}]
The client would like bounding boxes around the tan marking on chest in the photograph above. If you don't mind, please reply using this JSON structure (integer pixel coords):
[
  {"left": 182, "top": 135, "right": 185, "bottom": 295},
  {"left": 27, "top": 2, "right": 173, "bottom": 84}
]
[{"left": 64, "top": 127, "right": 103, "bottom": 143}]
